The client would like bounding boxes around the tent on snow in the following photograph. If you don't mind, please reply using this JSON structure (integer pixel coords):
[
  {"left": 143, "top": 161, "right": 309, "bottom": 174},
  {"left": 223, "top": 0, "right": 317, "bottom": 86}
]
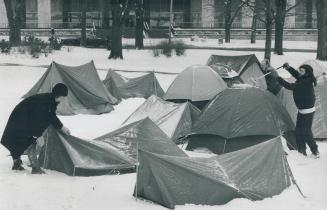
[
  {"left": 95, "top": 118, "right": 187, "bottom": 160},
  {"left": 209, "top": 63, "right": 242, "bottom": 87},
  {"left": 38, "top": 126, "right": 135, "bottom": 176},
  {"left": 23, "top": 61, "right": 118, "bottom": 115},
  {"left": 277, "top": 76, "right": 327, "bottom": 139},
  {"left": 164, "top": 65, "right": 227, "bottom": 109},
  {"left": 206, "top": 54, "right": 267, "bottom": 89},
  {"left": 300, "top": 59, "right": 327, "bottom": 77},
  {"left": 187, "top": 85, "right": 296, "bottom": 154},
  {"left": 122, "top": 95, "right": 201, "bottom": 143},
  {"left": 103, "top": 69, "right": 164, "bottom": 102},
  {"left": 135, "top": 136, "right": 294, "bottom": 209}
]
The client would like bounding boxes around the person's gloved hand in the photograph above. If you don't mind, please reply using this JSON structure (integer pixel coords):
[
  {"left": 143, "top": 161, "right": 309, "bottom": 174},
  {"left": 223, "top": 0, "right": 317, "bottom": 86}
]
[
  {"left": 61, "top": 125, "right": 71, "bottom": 135},
  {"left": 283, "top": 62, "right": 290, "bottom": 69},
  {"left": 269, "top": 68, "right": 279, "bottom": 78}
]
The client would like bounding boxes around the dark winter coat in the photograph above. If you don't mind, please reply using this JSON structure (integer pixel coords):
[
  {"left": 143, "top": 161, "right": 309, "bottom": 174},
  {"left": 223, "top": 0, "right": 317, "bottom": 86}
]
[
  {"left": 277, "top": 66, "right": 316, "bottom": 109},
  {"left": 1, "top": 93, "right": 63, "bottom": 156}
]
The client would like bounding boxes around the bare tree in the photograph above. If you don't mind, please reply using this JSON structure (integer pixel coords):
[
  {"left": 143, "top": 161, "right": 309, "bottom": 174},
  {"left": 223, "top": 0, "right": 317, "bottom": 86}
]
[
  {"left": 135, "top": 0, "right": 144, "bottom": 49},
  {"left": 316, "top": 0, "right": 327, "bottom": 60},
  {"left": 250, "top": 0, "right": 259, "bottom": 43},
  {"left": 245, "top": 0, "right": 302, "bottom": 60},
  {"left": 108, "top": 0, "right": 131, "bottom": 59},
  {"left": 274, "top": 0, "right": 287, "bottom": 55},
  {"left": 274, "top": 0, "right": 303, "bottom": 55},
  {"left": 4, "top": 0, "right": 24, "bottom": 46},
  {"left": 224, "top": 0, "right": 249, "bottom": 43},
  {"left": 305, "top": 0, "right": 313, "bottom": 28},
  {"left": 80, "top": 0, "right": 87, "bottom": 47}
]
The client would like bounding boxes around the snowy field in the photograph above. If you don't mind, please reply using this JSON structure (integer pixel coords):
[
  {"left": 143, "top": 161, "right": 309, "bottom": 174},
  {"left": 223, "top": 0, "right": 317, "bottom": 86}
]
[{"left": 0, "top": 40, "right": 326, "bottom": 210}]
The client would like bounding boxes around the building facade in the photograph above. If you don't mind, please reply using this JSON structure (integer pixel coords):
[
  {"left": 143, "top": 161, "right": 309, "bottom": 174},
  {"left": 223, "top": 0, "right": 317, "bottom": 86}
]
[{"left": 0, "top": 0, "right": 317, "bottom": 29}]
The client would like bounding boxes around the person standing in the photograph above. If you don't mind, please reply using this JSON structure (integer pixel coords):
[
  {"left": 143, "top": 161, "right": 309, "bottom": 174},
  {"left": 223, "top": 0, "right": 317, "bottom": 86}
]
[
  {"left": 270, "top": 63, "right": 319, "bottom": 157},
  {"left": 1, "top": 83, "right": 71, "bottom": 173}
]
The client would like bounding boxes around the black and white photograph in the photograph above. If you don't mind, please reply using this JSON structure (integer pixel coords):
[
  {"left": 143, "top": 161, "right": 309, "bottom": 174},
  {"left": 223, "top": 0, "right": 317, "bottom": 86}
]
[{"left": 0, "top": 0, "right": 326, "bottom": 209}]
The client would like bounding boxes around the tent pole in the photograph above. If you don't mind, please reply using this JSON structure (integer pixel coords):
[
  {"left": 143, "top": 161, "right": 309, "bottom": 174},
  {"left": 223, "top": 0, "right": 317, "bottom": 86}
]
[
  {"left": 43, "top": 130, "right": 49, "bottom": 167},
  {"left": 284, "top": 158, "right": 307, "bottom": 198},
  {"left": 135, "top": 141, "right": 139, "bottom": 201},
  {"left": 153, "top": 70, "right": 157, "bottom": 96}
]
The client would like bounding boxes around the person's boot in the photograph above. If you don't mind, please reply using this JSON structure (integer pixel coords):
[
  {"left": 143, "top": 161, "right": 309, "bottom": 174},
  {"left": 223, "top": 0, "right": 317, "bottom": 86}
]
[
  {"left": 298, "top": 149, "right": 307, "bottom": 156},
  {"left": 311, "top": 148, "right": 320, "bottom": 159},
  {"left": 12, "top": 159, "right": 25, "bottom": 171},
  {"left": 31, "top": 167, "right": 46, "bottom": 174}
]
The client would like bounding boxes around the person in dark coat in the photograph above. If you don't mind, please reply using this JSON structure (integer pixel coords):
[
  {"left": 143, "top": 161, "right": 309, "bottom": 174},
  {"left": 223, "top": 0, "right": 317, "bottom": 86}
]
[
  {"left": 1, "top": 83, "right": 71, "bottom": 173},
  {"left": 270, "top": 63, "right": 319, "bottom": 157}
]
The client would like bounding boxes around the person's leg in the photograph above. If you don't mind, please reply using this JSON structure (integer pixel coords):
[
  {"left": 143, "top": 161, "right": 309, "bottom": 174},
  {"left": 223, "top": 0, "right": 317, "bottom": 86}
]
[
  {"left": 27, "top": 141, "right": 45, "bottom": 174},
  {"left": 303, "top": 112, "right": 319, "bottom": 156},
  {"left": 295, "top": 112, "right": 307, "bottom": 156}
]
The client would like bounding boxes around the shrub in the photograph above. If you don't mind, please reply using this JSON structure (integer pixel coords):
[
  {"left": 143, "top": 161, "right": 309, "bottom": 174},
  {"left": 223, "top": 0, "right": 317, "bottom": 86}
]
[
  {"left": 158, "top": 40, "right": 172, "bottom": 57},
  {"left": 174, "top": 40, "right": 187, "bottom": 56},
  {"left": 22, "top": 34, "right": 49, "bottom": 58},
  {"left": 151, "top": 48, "right": 161, "bottom": 57},
  {"left": 0, "top": 39, "right": 10, "bottom": 54},
  {"left": 49, "top": 35, "right": 62, "bottom": 50},
  {"left": 152, "top": 40, "right": 187, "bottom": 58}
]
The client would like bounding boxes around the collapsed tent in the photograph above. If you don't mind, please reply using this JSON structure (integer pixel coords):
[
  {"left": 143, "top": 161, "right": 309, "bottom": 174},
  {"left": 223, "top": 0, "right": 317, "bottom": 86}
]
[
  {"left": 187, "top": 85, "right": 296, "bottom": 154},
  {"left": 164, "top": 65, "right": 227, "bottom": 109},
  {"left": 95, "top": 118, "right": 187, "bottom": 160},
  {"left": 206, "top": 54, "right": 267, "bottom": 89},
  {"left": 122, "top": 95, "right": 201, "bottom": 142},
  {"left": 135, "top": 136, "right": 293, "bottom": 209},
  {"left": 209, "top": 63, "right": 242, "bottom": 87},
  {"left": 38, "top": 126, "right": 135, "bottom": 176},
  {"left": 277, "top": 76, "right": 327, "bottom": 139},
  {"left": 23, "top": 61, "right": 118, "bottom": 115},
  {"left": 103, "top": 69, "right": 164, "bottom": 102}
]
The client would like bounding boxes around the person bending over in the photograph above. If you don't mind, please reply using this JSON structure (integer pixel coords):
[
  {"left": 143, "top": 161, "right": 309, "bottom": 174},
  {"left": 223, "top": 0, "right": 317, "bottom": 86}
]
[{"left": 1, "top": 83, "right": 71, "bottom": 173}]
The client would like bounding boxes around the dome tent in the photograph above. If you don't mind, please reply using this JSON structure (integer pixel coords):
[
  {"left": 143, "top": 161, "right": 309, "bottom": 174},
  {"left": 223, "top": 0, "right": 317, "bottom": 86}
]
[
  {"left": 164, "top": 64, "right": 227, "bottom": 110},
  {"left": 23, "top": 61, "right": 118, "bottom": 115},
  {"left": 187, "top": 85, "right": 296, "bottom": 154}
]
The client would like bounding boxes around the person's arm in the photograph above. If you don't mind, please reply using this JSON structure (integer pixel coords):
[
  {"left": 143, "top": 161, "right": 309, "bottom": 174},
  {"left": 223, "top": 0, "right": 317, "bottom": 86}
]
[
  {"left": 49, "top": 103, "right": 70, "bottom": 135},
  {"left": 277, "top": 77, "right": 295, "bottom": 90},
  {"left": 283, "top": 63, "right": 300, "bottom": 79}
]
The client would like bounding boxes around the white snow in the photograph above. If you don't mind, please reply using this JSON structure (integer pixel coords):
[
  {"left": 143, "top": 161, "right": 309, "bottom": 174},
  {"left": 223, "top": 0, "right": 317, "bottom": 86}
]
[{"left": 0, "top": 39, "right": 326, "bottom": 210}]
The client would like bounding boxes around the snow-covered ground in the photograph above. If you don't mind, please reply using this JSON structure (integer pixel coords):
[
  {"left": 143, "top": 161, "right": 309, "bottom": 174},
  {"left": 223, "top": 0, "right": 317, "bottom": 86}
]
[{"left": 0, "top": 41, "right": 326, "bottom": 210}]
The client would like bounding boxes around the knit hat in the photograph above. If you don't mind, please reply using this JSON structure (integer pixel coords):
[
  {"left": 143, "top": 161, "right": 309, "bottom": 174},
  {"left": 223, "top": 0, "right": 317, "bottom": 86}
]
[
  {"left": 299, "top": 64, "right": 314, "bottom": 75},
  {"left": 52, "top": 83, "right": 68, "bottom": 97}
]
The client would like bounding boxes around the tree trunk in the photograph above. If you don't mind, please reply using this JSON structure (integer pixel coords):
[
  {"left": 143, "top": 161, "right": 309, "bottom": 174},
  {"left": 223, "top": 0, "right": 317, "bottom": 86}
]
[
  {"left": 264, "top": 1, "right": 273, "bottom": 60},
  {"left": 80, "top": 0, "right": 87, "bottom": 47},
  {"left": 4, "top": 0, "right": 23, "bottom": 46},
  {"left": 21, "top": 0, "right": 26, "bottom": 28},
  {"left": 63, "top": 0, "right": 72, "bottom": 28},
  {"left": 109, "top": 0, "right": 123, "bottom": 59},
  {"left": 135, "top": 0, "right": 144, "bottom": 49},
  {"left": 305, "top": 0, "right": 313, "bottom": 29},
  {"left": 316, "top": 0, "right": 327, "bottom": 60},
  {"left": 274, "top": 0, "right": 286, "bottom": 55},
  {"left": 250, "top": 3, "right": 257, "bottom": 44},
  {"left": 224, "top": 0, "right": 232, "bottom": 43},
  {"left": 101, "top": 0, "right": 110, "bottom": 28}
]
